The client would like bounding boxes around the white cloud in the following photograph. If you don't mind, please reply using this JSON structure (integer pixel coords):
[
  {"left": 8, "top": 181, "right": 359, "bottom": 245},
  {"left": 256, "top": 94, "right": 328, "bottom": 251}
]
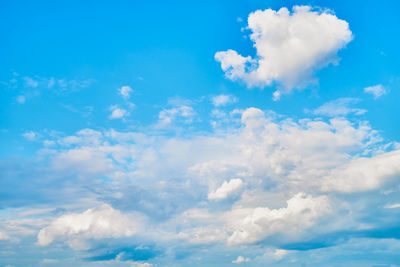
[
  {"left": 208, "top": 178, "right": 244, "bottom": 200},
  {"left": 321, "top": 149, "right": 400, "bottom": 192},
  {"left": 37, "top": 204, "right": 140, "bottom": 247},
  {"left": 52, "top": 147, "right": 114, "bottom": 177},
  {"left": 131, "top": 263, "right": 152, "bottom": 267},
  {"left": 385, "top": 203, "right": 400, "bottom": 209},
  {"left": 158, "top": 105, "right": 195, "bottom": 126},
  {"left": 23, "top": 76, "right": 39, "bottom": 88},
  {"left": 0, "top": 230, "right": 10, "bottom": 240},
  {"left": 364, "top": 84, "right": 387, "bottom": 99},
  {"left": 109, "top": 105, "right": 129, "bottom": 119},
  {"left": 16, "top": 95, "right": 26, "bottom": 104},
  {"left": 215, "top": 6, "right": 353, "bottom": 98},
  {"left": 225, "top": 193, "right": 330, "bottom": 244},
  {"left": 232, "top": 255, "right": 250, "bottom": 263},
  {"left": 264, "top": 249, "right": 290, "bottom": 260},
  {"left": 22, "top": 131, "right": 37, "bottom": 141},
  {"left": 211, "top": 94, "right": 238, "bottom": 107},
  {"left": 119, "top": 85, "right": 133, "bottom": 99},
  {"left": 312, "top": 98, "right": 366, "bottom": 117}
]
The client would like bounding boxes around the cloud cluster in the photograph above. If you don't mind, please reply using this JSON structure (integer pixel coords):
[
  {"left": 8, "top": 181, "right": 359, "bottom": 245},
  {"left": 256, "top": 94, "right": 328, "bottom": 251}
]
[
  {"left": 215, "top": 6, "right": 353, "bottom": 99},
  {"left": 364, "top": 84, "right": 387, "bottom": 99},
  {"left": 37, "top": 204, "right": 141, "bottom": 248}
]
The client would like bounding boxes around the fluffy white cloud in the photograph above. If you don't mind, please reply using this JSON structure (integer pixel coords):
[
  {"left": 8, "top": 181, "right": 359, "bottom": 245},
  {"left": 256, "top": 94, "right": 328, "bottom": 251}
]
[
  {"left": 215, "top": 6, "right": 352, "bottom": 98},
  {"left": 321, "top": 149, "right": 400, "bottom": 192},
  {"left": 37, "top": 204, "right": 140, "bottom": 247},
  {"left": 224, "top": 193, "right": 330, "bottom": 244},
  {"left": 232, "top": 255, "right": 250, "bottom": 263},
  {"left": 52, "top": 147, "right": 114, "bottom": 176},
  {"left": 158, "top": 105, "right": 195, "bottom": 126},
  {"left": 109, "top": 105, "right": 129, "bottom": 119},
  {"left": 22, "top": 131, "right": 37, "bottom": 141},
  {"left": 211, "top": 94, "right": 238, "bottom": 107},
  {"left": 364, "top": 84, "right": 387, "bottom": 99},
  {"left": 312, "top": 98, "right": 366, "bottom": 117},
  {"left": 208, "top": 178, "right": 244, "bottom": 200},
  {"left": 119, "top": 85, "right": 133, "bottom": 99}
]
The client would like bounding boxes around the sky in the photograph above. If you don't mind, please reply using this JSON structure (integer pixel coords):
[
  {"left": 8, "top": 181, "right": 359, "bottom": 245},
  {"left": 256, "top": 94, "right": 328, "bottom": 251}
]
[{"left": 1, "top": 0, "right": 400, "bottom": 266}]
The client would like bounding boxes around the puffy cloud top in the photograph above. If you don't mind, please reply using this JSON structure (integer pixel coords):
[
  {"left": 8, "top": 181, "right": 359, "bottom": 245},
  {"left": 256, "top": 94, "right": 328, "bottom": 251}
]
[
  {"left": 38, "top": 204, "right": 140, "bottom": 247},
  {"left": 215, "top": 6, "right": 353, "bottom": 99}
]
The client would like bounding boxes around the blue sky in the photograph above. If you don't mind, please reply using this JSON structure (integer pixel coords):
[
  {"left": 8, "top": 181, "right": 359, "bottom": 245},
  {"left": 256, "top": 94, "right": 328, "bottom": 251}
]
[{"left": 1, "top": 0, "right": 400, "bottom": 266}]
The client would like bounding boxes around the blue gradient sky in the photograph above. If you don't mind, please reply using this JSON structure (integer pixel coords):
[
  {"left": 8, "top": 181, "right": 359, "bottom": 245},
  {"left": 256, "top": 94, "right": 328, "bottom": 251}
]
[{"left": 1, "top": 0, "right": 400, "bottom": 266}]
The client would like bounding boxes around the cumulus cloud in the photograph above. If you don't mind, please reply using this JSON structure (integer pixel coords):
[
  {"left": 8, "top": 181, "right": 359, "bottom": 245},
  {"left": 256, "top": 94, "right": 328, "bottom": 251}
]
[
  {"left": 119, "top": 85, "right": 133, "bottom": 99},
  {"left": 224, "top": 193, "right": 330, "bottom": 244},
  {"left": 37, "top": 204, "right": 140, "bottom": 247},
  {"left": 312, "top": 98, "right": 366, "bottom": 117},
  {"left": 321, "top": 149, "right": 400, "bottom": 192},
  {"left": 364, "top": 84, "right": 387, "bottom": 99},
  {"left": 22, "top": 131, "right": 37, "bottom": 141},
  {"left": 232, "top": 255, "right": 250, "bottom": 263},
  {"left": 215, "top": 6, "right": 353, "bottom": 98},
  {"left": 211, "top": 94, "right": 238, "bottom": 107},
  {"left": 208, "top": 178, "right": 244, "bottom": 200},
  {"left": 157, "top": 105, "right": 195, "bottom": 126},
  {"left": 109, "top": 105, "right": 129, "bottom": 119},
  {"left": 10, "top": 103, "right": 399, "bottom": 260}
]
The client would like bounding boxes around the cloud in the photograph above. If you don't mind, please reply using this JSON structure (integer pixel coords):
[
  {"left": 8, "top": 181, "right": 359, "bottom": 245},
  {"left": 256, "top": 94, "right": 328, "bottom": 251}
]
[
  {"left": 157, "top": 105, "right": 195, "bottom": 126},
  {"left": 119, "top": 85, "right": 133, "bottom": 99},
  {"left": 16, "top": 95, "right": 26, "bottom": 104},
  {"left": 364, "top": 84, "right": 387, "bottom": 99},
  {"left": 23, "top": 76, "right": 39, "bottom": 88},
  {"left": 37, "top": 204, "right": 141, "bottom": 247},
  {"left": 208, "top": 178, "right": 244, "bottom": 200},
  {"left": 312, "top": 98, "right": 366, "bottom": 117},
  {"left": 211, "top": 94, "right": 238, "bottom": 107},
  {"left": 109, "top": 105, "right": 129, "bottom": 119},
  {"left": 215, "top": 6, "right": 352, "bottom": 98},
  {"left": 22, "top": 131, "right": 37, "bottom": 141},
  {"left": 0, "top": 230, "right": 10, "bottom": 240},
  {"left": 225, "top": 193, "right": 330, "bottom": 244},
  {"left": 321, "top": 149, "right": 400, "bottom": 192},
  {"left": 232, "top": 255, "right": 250, "bottom": 263},
  {"left": 131, "top": 263, "right": 152, "bottom": 267}
]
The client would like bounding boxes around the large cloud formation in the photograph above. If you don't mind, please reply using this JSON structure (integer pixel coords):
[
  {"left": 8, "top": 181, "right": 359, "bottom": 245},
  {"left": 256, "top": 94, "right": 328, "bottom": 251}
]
[{"left": 215, "top": 6, "right": 353, "bottom": 99}]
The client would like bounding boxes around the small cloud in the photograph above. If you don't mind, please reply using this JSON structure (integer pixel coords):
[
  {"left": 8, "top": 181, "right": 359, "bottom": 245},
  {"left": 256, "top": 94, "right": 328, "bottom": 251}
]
[
  {"left": 264, "top": 249, "right": 290, "bottom": 260},
  {"left": 364, "top": 84, "right": 387, "bottom": 99},
  {"left": 119, "top": 85, "right": 133, "bottom": 99},
  {"left": 42, "top": 259, "right": 59, "bottom": 264},
  {"left": 312, "top": 98, "right": 366, "bottom": 117},
  {"left": 211, "top": 94, "right": 238, "bottom": 107},
  {"left": 131, "top": 262, "right": 152, "bottom": 267},
  {"left": 157, "top": 105, "right": 195, "bottom": 127},
  {"left": 208, "top": 178, "right": 244, "bottom": 200},
  {"left": 23, "top": 76, "right": 39, "bottom": 88},
  {"left": 232, "top": 256, "right": 250, "bottom": 264},
  {"left": 109, "top": 105, "right": 129, "bottom": 120},
  {"left": 16, "top": 95, "right": 26, "bottom": 104},
  {"left": 22, "top": 131, "right": 37, "bottom": 141},
  {"left": 0, "top": 230, "right": 10, "bottom": 240},
  {"left": 385, "top": 203, "right": 400, "bottom": 209}
]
